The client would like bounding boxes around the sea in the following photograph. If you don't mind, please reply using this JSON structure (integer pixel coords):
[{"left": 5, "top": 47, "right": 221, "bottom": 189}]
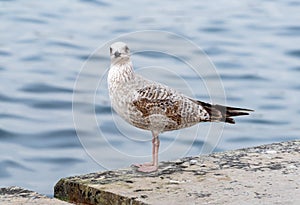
[{"left": 0, "top": 0, "right": 299, "bottom": 196}]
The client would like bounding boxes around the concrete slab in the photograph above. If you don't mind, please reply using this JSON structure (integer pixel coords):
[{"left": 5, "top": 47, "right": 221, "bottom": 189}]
[
  {"left": 0, "top": 186, "right": 72, "bottom": 205},
  {"left": 54, "top": 140, "right": 300, "bottom": 205}
]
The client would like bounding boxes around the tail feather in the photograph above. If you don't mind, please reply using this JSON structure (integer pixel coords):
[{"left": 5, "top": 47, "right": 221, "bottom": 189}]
[{"left": 195, "top": 100, "right": 253, "bottom": 124}]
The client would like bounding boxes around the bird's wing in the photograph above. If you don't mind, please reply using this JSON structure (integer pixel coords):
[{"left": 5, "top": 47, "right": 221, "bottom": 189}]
[
  {"left": 130, "top": 76, "right": 209, "bottom": 131},
  {"left": 132, "top": 83, "right": 183, "bottom": 124},
  {"left": 130, "top": 75, "right": 253, "bottom": 131}
]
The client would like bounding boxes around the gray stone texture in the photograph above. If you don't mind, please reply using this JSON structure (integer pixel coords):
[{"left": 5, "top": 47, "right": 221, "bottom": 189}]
[{"left": 54, "top": 140, "right": 300, "bottom": 205}]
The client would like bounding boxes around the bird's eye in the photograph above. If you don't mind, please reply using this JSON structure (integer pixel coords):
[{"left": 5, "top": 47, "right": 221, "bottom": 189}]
[
  {"left": 125, "top": 46, "right": 129, "bottom": 52},
  {"left": 110, "top": 47, "right": 112, "bottom": 54}
]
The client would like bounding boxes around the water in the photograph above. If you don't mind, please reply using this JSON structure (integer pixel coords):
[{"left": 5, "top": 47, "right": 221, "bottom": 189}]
[{"left": 1, "top": 0, "right": 300, "bottom": 196}]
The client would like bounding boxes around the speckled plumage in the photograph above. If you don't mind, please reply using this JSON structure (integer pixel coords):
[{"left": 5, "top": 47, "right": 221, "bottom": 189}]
[{"left": 107, "top": 42, "right": 253, "bottom": 172}]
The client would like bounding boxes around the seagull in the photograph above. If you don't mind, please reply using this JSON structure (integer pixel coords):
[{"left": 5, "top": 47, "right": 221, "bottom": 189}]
[{"left": 107, "top": 42, "right": 253, "bottom": 172}]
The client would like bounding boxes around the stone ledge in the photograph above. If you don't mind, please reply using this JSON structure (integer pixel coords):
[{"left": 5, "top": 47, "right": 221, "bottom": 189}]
[
  {"left": 54, "top": 140, "right": 300, "bottom": 205},
  {"left": 0, "top": 186, "right": 72, "bottom": 205}
]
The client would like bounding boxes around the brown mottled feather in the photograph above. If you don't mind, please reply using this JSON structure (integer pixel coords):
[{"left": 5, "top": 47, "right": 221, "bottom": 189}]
[{"left": 133, "top": 98, "right": 182, "bottom": 126}]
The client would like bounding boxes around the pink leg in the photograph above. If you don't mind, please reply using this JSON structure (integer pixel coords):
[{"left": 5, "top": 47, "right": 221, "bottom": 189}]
[
  {"left": 135, "top": 131, "right": 160, "bottom": 173},
  {"left": 152, "top": 132, "right": 159, "bottom": 168}
]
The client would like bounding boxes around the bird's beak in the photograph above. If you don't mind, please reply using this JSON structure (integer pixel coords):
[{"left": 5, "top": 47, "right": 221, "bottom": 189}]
[{"left": 114, "top": 51, "right": 121, "bottom": 58}]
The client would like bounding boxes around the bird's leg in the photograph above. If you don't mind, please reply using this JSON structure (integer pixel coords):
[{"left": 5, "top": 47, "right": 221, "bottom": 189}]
[
  {"left": 136, "top": 131, "right": 160, "bottom": 173},
  {"left": 152, "top": 132, "right": 159, "bottom": 168}
]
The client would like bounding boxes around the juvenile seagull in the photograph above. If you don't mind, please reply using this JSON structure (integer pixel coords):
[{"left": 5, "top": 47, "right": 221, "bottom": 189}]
[{"left": 107, "top": 42, "right": 253, "bottom": 172}]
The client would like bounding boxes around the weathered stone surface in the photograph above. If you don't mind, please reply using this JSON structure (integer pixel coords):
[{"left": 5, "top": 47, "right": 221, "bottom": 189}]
[
  {"left": 54, "top": 140, "right": 300, "bottom": 205},
  {"left": 0, "top": 186, "right": 72, "bottom": 205}
]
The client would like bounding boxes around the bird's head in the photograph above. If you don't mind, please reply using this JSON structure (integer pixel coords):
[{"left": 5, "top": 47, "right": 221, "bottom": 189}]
[{"left": 110, "top": 42, "right": 130, "bottom": 64}]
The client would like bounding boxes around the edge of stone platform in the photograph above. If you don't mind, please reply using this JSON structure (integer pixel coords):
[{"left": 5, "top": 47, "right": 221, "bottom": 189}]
[
  {"left": 0, "top": 186, "right": 72, "bottom": 204},
  {"left": 54, "top": 140, "right": 300, "bottom": 205}
]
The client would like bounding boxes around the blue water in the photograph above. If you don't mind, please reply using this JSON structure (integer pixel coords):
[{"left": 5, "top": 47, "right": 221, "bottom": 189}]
[{"left": 1, "top": 0, "right": 300, "bottom": 196}]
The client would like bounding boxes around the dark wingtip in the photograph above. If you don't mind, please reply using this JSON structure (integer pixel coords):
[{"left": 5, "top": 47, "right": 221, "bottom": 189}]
[
  {"left": 224, "top": 106, "right": 253, "bottom": 124},
  {"left": 225, "top": 117, "right": 235, "bottom": 124},
  {"left": 193, "top": 100, "right": 253, "bottom": 124}
]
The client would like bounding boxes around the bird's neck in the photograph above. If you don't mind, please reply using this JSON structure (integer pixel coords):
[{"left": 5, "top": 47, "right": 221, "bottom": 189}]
[{"left": 108, "top": 59, "right": 135, "bottom": 87}]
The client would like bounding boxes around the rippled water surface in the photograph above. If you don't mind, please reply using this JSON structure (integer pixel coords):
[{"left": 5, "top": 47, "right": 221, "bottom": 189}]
[{"left": 1, "top": 0, "right": 300, "bottom": 196}]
